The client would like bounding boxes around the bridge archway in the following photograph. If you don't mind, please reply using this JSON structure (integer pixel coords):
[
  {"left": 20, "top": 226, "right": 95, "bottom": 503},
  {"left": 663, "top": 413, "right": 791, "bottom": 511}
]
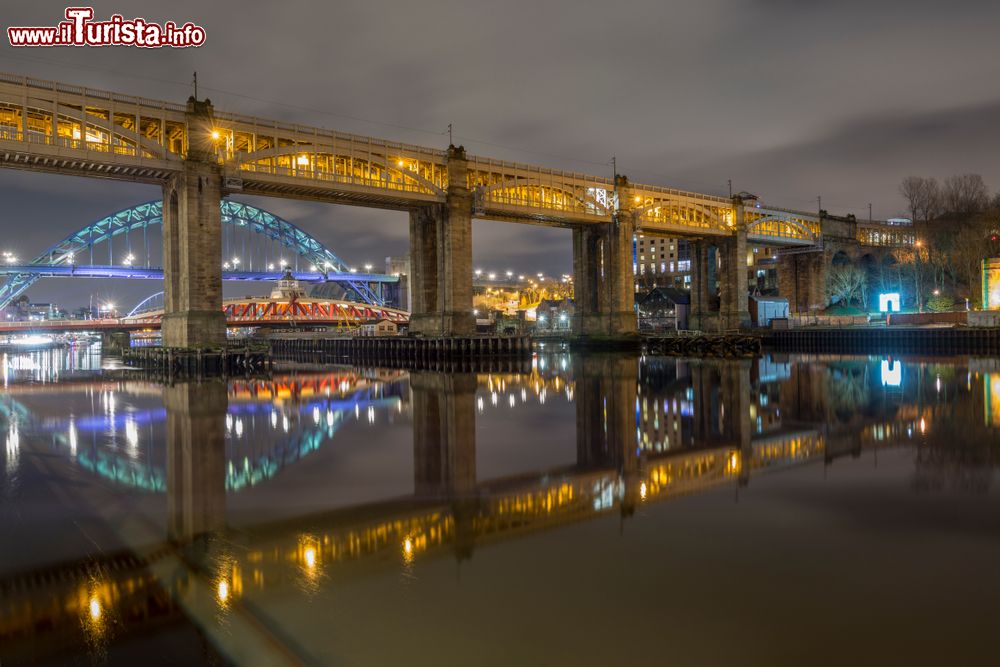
[
  {"left": 746, "top": 216, "right": 818, "bottom": 244},
  {"left": 0, "top": 200, "right": 384, "bottom": 308}
]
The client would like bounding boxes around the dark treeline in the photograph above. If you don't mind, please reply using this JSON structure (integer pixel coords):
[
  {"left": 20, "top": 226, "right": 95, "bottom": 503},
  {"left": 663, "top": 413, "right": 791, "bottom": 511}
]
[{"left": 898, "top": 174, "right": 1000, "bottom": 310}]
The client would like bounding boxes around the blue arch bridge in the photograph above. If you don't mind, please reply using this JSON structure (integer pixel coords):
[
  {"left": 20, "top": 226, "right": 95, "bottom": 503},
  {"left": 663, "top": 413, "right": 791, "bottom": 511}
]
[{"left": 0, "top": 199, "right": 399, "bottom": 311}]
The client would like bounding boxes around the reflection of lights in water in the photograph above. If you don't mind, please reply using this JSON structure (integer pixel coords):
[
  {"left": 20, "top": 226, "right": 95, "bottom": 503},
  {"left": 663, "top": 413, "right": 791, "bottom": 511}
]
[
  {"left": 326, "top": 410, "right": 335, "bottom": 427},
  {"left": 89, "top": 596, "right": 102, "bottom": 620},
  {"left": 367, "top": 406, "right": 375, "bottom": 424},
  {"left": 521, "top": 388, "right": 527, "bottom": 402},
  {"left": 880, "top": 360, "right": 902, "bottom": 387},
  {"left": 6, "top": 421, "right": 19, "bottom": 474},
  {"left": 919, "top": 417, "right": 927, "bottom": 434},
  {"left": 540, "top": 388, "right": 547, "bottom": 405},
  {"left": 226, "top": 413, "right": 233, "bottom": 431},
  {"left": 270, "top": 411, "right": 277, "bottom": 428},
  {"left": 477, "top": 396, "right": 484, "bottom": 412},
  {"left": 282, "top": 415, "right": 290, "bottom": 432},
  {"left": 508, "top": 394, "right": 516, "bottom": 408},
  {"left": 402, "top": 537, "right": 414, "bottom": 564},
  {"left": 235, "top": 418, "right": 243, "bottom": 438},
  {"left": 312, "top": 407, "right": 320, "bottom": 424},
  {"left": 639, "top": 482, "right": 647, "bottom": 500},
  {"left": 217, "top": 580, "right": 229, "bottom": 603},
  {"left": 124, "top": 415, "right": 139, "bottom": 456},
  {"left": 491, "top": 392, "right": 498, "bottom": 406},
  {"left": 297, "top": 535, "right": 323, "bottom": 593},
  {"left": 68, "top": 419, "right": 78, "bottom": 456},
  {"left": 355, "top": 404, "right": 360, "bottom": 419},
  {"left": 935, "top": 375, "right": 941, "bottom": 393},
  {"left": 726, "top": 451, "right": 741, "bottom": 475}
]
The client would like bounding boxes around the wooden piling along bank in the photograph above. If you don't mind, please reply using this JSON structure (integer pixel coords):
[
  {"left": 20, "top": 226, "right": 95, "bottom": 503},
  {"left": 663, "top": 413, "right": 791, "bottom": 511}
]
[
  {"left": 270, "top": 335, "right": 533, "bottom": 372},
  {"left": 643, "top": 333, "right": 762, "bottom": 358},
  {"left": 122, "top": 342, "right": 272, "bottom": 379},
  {"left": 762, "top": 327, "right": 1000, "bottom": 354}
]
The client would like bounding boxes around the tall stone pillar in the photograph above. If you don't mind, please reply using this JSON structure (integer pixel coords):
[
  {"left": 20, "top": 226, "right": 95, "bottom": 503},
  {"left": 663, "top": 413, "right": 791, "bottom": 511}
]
[
  {"left": 408, "top": 145, "right": 475, "bottom": 336},
  {"left": 411, "top": 371, "right": 477, "bottom": 498},
  {"left": 165, "top": 382, "right": 228, "bottom": 543},
  {"left": 688, "top": 240, "right": 708, "bottom": 330},
  {"left": 571, "top": 175, "right": 637, "bottom": 336},
  {"left": 719, "top": 201, "right": 750, "bottom": 330},
  {"left": 161, "top": 97, "right": 226, "bottom": 348}
]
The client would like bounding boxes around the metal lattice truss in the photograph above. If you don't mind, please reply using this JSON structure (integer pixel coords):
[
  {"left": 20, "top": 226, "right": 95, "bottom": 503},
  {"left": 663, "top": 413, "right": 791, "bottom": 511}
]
[
  {"left": 0, "top": 71, "right": 911, "bottom": 247},
  {"left": 0, "top": 199, "right": 383, "bottom": 309}
]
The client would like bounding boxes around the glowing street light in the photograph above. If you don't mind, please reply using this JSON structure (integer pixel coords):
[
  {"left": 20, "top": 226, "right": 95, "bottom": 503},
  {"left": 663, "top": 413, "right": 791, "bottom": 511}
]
[
  {"left": 231, "top": 257, "right": 240, "bottom": 266},
  {"left": 475, "top": 269, "right": 483, "bottom": 277},
  {"left": 364, "top": 263, "right": 373, "bottom": 272},
  {"left": 267, "top": 263, "right": 275, "bottom": 270},
  {"left": 505, "top": 270, "right": 513, "bottom": 278},
  {"left": 488, "top": 272, "right": 496, "bottom": 280}
]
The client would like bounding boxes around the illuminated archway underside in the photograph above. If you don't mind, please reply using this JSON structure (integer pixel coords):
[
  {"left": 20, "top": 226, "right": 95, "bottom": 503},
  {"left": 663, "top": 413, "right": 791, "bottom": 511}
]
[
  {"left": 746, "top": 215, "right": 819, "bottom": 242},
  {"left": 237, "top": 146, "right": 447, "bottom": 197},
  {"left": 0, "top": 199, "right": 384, "bottom": 309}
]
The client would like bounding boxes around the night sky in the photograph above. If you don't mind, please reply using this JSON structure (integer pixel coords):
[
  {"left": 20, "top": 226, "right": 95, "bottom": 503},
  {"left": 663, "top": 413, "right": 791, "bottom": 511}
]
[{"left": 2, "top": 0, "right": 1000, "bottom": 310}]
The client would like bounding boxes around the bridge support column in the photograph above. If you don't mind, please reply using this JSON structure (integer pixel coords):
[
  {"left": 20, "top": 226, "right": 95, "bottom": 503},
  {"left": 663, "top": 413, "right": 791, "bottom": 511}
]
[
  {"left": 408, "top": 145, "right": 475, "bottom": 336},
  {"left": 777, "top": 252, "right": 827, "bottom": 313},
  {"left": 688, "top": 240, "right": 722, "bottom": 331},
  {"left": 165, "top": 382, "right": 228, "bottom": 543},
  {"left": 719, "top": 204, "right": 750, "bottom": 330},
  {"left": 161, "top": 97, "right": 226, "bottom": 348},
  {"left": 411, "top": 371, "right": 477, "bottom": 497},
  {"left": 571, "top": 176, "right": 637, "bottom": 336}
]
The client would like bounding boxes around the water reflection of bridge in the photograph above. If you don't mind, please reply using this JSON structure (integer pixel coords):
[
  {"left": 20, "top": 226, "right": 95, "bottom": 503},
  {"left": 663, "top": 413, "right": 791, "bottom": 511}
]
[
  {"left": 0, "top": 358, "right": 833, "bottom": 662},
  {"left": 2, "top": 354, "right": 987, "bottom": 663}
]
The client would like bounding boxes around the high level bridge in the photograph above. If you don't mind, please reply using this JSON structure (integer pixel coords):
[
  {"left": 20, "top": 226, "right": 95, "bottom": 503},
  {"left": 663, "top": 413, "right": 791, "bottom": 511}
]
[{"left": 0, "top": 72, "right": 912, "bottom": 341}]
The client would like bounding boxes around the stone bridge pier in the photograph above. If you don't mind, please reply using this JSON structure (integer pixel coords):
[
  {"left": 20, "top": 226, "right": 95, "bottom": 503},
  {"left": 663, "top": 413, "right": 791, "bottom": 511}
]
[
  {"left": 777, "top": 212, "right": 864, "bottom": 313},
  {"left": 408, "top": 146, "right": 475, "bottom": 337},
  {"left": 165, "top": 382, "right": 228, "bottom": 543},
  {"left": 161, "top": 97, "right": 227, "bottom": 348},
  {"left": 571, "top": 176, "right": 638, "bottom": 336}
]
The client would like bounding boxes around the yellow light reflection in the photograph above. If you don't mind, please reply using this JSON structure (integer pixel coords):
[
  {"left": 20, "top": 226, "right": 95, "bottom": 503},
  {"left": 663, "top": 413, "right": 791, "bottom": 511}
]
[
  {"left": 639, "top": 482, "right": 647, "bottom": 501},
  {"left": 88, "top": 595, "right": 101, "bottom": 621}
]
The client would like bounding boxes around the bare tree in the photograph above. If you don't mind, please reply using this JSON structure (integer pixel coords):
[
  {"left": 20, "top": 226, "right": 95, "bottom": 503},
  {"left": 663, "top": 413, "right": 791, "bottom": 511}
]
[
  {"left": 942, "top": 173, "right": 989, "bottom": 215},
  {"left": 826, "top": 265, "right": 868, "bottom": 309},
  {"left": 900, "top": 176, "right": 941, "bottom": 223}
]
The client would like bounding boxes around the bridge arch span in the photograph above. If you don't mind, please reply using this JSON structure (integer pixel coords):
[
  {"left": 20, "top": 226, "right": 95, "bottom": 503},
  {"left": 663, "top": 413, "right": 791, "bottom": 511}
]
[{"left": 0, "top": 199, "right": 383, "bottom": 308}]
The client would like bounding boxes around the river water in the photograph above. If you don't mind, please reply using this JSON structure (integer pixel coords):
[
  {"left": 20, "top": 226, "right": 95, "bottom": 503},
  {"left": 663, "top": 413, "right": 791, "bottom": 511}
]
[{"left": 0, "top": 345, "right": 998, "bottom": 666}]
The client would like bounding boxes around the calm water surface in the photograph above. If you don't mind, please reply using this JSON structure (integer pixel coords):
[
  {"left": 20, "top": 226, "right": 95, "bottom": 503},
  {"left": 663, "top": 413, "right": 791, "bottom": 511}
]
[{"left": 1, "top": 345, "right": 998, "bottom": 666}]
